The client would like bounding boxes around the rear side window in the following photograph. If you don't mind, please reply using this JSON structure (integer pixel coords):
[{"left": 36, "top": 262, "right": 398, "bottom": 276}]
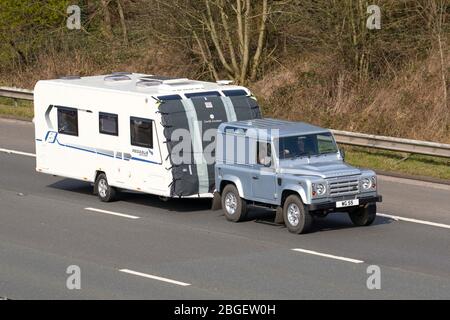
[
  {"left": 223, "top": 89, "right": 248, "bottom": 97},
  {"left": 99, "top": 112, "right": 118, "bottom": 136},
  {"left": 130, "top": 117, "right": 153, "bottom": 148},
  {"left": 57, "top": 107, "right": 78, "bottom": 136},
  {"left": 157, "top": 94, "right": 182, "bottom": 101}
]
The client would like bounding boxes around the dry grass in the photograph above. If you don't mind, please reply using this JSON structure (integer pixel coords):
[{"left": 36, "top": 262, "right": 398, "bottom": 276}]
[
  {"left": 0, "top": 41, "right": 196, "bottom": 89},
  {"left": 250, "top": 50, "right": 450, "bottom": 144}
]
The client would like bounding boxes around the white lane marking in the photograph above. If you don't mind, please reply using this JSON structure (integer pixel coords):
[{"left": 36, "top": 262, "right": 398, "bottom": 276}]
[
  {"left": 0, "top": 147, "right": 35, "bottom": 158},
  {"left": 378, "top": 175, "right": 450, "bottom": 191},
  {"left": 84, "top": 207, "right": 140, "bottom": 220},
  {"left": 119, "top": 269, "right": 191, "bottom": 286},
  {"left": 291, "top": 248, "right": 364, "bottom": 264},
  {"left": 377, "top": 213, "right": 450, "bottom": 229}
]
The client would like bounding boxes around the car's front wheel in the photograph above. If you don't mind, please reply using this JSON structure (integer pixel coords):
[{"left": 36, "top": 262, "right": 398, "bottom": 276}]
[
  {"left": 283, "top": 195, "right": 313, "bottom": 234},
  {"left": 348, "top": 203, "right": 376, "bottom": 226},
  {"left": 94, "top": 173, "right": 116, "bottom": 202},
  {"left": 221, "top": 184, "right": 247, "bottom": 222}
]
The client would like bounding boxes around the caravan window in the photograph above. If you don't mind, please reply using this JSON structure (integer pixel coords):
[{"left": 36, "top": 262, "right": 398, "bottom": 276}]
[
  {"left": 185, "top": 91, "right": 220, "bottom": 99},
  {"left": 99, "top": 112, "right": 118, "bottom": 136},
  {"left": 223, "top": 89, "right": 248, "bottom": 97},
  {"left": 57, "top": 107, "right": 78, "bottom": 136},
  {"left": 130, "top": 117, "right": 153, "bottom": 148}
]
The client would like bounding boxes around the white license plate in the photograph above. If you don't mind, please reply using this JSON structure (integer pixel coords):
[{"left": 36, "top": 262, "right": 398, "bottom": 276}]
[{"left": 336, "top": 199, "right": 359, "bottom": 208}]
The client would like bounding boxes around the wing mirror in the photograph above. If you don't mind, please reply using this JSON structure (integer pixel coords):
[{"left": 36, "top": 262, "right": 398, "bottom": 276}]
[
  {"left": 339, "top": 148, "right": 346, "bottom": 161},
  {"left": 263, "top": 156, "right": 272, "bottom": 167}
]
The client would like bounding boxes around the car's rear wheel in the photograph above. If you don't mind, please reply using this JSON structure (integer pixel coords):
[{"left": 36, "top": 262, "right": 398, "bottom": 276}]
[
  {"left": 283, "top": 195, "right": 313, "bottom": 234},
  {"left": 348, "top": 203, "right": 376, "bottom": 226},
  {"left": 95, "top": 173, "right": 116, "bottom": 202},
  {"left": 221, "top": 184, "right": 247, "bottom": 222}
]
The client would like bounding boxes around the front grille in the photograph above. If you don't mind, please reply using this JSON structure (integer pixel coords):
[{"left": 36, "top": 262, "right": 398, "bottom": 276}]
[{"left": 327, "top": 176, "right": 359, "bottom": 197}]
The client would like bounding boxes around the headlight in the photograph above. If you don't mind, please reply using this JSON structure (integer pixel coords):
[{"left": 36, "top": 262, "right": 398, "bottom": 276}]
[
  {"left": 316, "top": 183, "right": 326, "bottom": 195},
  {"left": 312, "top": 183, "right": 327, "bottom": 196},
  {"left": 361, "top": 178, "right": 371, "bottom": 189}
]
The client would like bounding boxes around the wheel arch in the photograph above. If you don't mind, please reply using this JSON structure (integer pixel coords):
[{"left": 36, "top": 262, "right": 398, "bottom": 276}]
[
  {"left": 219, "top": 175, "right": 245, "bottom": 198},
  {"left": 280, "top": 185, "right": 308, "bottom": 207}
]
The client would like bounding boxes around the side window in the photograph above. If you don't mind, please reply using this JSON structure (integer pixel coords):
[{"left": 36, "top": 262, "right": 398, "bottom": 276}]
[
  {"left": 99, "top": 112, "right": 118, "bottom": 136},
  {"left": 257, "top": 141, "right": 272, "bottom": 166},
  {"left": 130, "top": 117, "right": 153, "bottom": 148},
  {"left": 57, "top": 107, "right": 78, "bottom": 136}
]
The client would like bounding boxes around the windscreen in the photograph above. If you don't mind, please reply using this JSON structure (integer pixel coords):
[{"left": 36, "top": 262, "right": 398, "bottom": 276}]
[{"left": 276, "top": 132, "right": 338, "bottom": 159}]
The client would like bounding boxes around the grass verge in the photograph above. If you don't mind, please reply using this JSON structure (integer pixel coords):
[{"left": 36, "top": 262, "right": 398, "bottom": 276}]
[
  {"left": 0, "top": 97, "right": 33, "bottom": 121},
  {"left": 345, "top": 146, "right": 450, "bottom": 181}
]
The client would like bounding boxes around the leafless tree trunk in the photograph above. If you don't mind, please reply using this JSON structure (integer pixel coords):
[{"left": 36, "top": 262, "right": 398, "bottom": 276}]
[
  {"left": 250, "top": 0, "right": 269, "bottom": 81},
  {"left": 116, "top": 0, "right": 128, "bottom": 45},
  {"left": 153, "top": 0, "right": 273, "bottom": 84},
  {"left": 100, "top": 0, "right": 113, "bottom": 39}
]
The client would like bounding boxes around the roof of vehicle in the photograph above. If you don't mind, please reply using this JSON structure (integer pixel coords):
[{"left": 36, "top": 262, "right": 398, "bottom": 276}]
[
  {"left": 218, "top": 118, "right": 330, "bottom": 138},
  {"left": 35, "top": 73, "right": 249, "bottom": 98}
]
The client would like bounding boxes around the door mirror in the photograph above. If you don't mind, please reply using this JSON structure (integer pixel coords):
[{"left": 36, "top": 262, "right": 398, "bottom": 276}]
[
  {"left": 339, "top": 148, "right": 346, "bottom": 161},
  {"left": 263, "top": 156, "right": 272, "bottom": 167}
]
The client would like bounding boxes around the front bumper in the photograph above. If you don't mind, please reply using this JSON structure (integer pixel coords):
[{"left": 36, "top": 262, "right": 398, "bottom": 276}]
[{"left": 306, "top": 195, "right": 382, "bottom": 211}]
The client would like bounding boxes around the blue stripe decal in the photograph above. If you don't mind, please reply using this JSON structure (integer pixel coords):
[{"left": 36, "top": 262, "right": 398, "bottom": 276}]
[
  {"left": 49, "top": 138, "right": 161, "bottom": 165},
  {"left": 130, "top": 157, "right": 161, "bottom": 165},
  {"left": 56, "top": 139, "right": 96, "bottom": 154},
  {"left": 97, "top": 152, "right": 115, "bottom": 158}
]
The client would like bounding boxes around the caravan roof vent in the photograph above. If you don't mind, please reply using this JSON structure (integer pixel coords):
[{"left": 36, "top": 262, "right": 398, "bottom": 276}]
[
  {"left": 136, "top": 79, "right": 162, "bottom": 87},
  {"left": 104, "top": 74, "right": 132, "bottom": 82},
  {"left": 162, "top": 78, "right": 190, "bottom": 84},
  {"left": 140, "top": 75, "right": 176, "bottom": 81}
]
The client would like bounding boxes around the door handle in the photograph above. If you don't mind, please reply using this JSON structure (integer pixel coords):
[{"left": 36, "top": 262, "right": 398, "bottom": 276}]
[{"left": 252, "top": 176, "right": 259, "bottom": 180}]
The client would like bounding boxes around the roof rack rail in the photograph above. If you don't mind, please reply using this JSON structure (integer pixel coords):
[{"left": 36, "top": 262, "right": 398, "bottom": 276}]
[
  {"left": 111, "top": 71, "right": 133, "bottom": 76},
  {"left": 59, "top": 75, "right": 81, "bottom": 80}
]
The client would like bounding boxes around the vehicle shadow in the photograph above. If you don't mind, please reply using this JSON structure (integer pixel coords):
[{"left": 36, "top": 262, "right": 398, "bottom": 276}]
[
  {"left": 47, "top": 178, "right": 213, "bottom": 212},
  {"left": 247, "top": 206, "right": 394, "bottom": 233},
  {"left": 48, "top": 178, "right": 394, "bottom": 225}
]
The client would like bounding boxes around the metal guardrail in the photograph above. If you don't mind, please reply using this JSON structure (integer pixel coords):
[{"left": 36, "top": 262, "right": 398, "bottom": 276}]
[
  {"left": 331, "top": 130, "right": 450, "bottom": 158},
  {"left": 0, "top": 87, "right": 34, "bottom": 101},
  {"left": 1, "top": 86, "right": 450, "bottom": 158}
]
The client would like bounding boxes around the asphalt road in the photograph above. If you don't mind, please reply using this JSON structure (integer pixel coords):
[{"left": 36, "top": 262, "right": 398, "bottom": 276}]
[{"left": 0, "top": 118, "right": 449, "bottom": 299}]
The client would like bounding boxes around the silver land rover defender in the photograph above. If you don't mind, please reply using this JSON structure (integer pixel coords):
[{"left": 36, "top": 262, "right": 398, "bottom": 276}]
[{"left": 215, "top": 118, "right": 382, "bottom": 234}]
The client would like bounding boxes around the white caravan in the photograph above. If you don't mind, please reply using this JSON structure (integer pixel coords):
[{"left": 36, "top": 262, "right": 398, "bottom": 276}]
[{"left": 34, "top": 73, "right": 262, "bottom": 201}]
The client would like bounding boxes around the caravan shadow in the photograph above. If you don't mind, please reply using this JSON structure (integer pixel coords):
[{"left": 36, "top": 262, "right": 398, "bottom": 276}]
[{"left": 47, "top": 178, "right": 212, "bottom": 212}]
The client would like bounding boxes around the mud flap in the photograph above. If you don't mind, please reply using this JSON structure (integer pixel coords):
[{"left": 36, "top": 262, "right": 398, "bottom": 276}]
[{"left": 274, "top": 206, "right": 284, "bottom": 224}]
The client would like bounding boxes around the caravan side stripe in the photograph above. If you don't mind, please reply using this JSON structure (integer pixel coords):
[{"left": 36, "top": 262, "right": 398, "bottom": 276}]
[{"left": 52, "top": 139, "right": 161, "bottom": 164}]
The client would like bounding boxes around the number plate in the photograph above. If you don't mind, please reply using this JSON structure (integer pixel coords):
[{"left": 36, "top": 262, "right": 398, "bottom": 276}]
[{"left": 336, "top": 199, "right": 359, "bottom": 208}]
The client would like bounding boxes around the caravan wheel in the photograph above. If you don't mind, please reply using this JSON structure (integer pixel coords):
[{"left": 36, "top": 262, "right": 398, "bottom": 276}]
[{"left": 95, "top": 173, "right": 116, "bottom": 202}]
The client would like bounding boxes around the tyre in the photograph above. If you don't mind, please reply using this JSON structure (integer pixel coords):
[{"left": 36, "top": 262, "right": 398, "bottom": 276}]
[
  {"left": 94, "top": 173, "right": 116, "bottom": 202},
  {"left": 283, "top": 195, "right": 313, "bottom": 234},
  {"left": 221, "top": 184, "right": 247, "bottom": 222},
  {"left": 348, "top": 203, "right": 376, "bottom": 226}
]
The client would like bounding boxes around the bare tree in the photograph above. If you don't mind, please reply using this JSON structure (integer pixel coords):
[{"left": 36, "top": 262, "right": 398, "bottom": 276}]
[
  {"left": 100, "top": 0, "right": 113, "bottom": 39},
  {"left": 116, "top": 0, "right": 128, "bottom": 45},
  {"left": 152, "top": 0, "right": 273, "bottom": 84}
]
